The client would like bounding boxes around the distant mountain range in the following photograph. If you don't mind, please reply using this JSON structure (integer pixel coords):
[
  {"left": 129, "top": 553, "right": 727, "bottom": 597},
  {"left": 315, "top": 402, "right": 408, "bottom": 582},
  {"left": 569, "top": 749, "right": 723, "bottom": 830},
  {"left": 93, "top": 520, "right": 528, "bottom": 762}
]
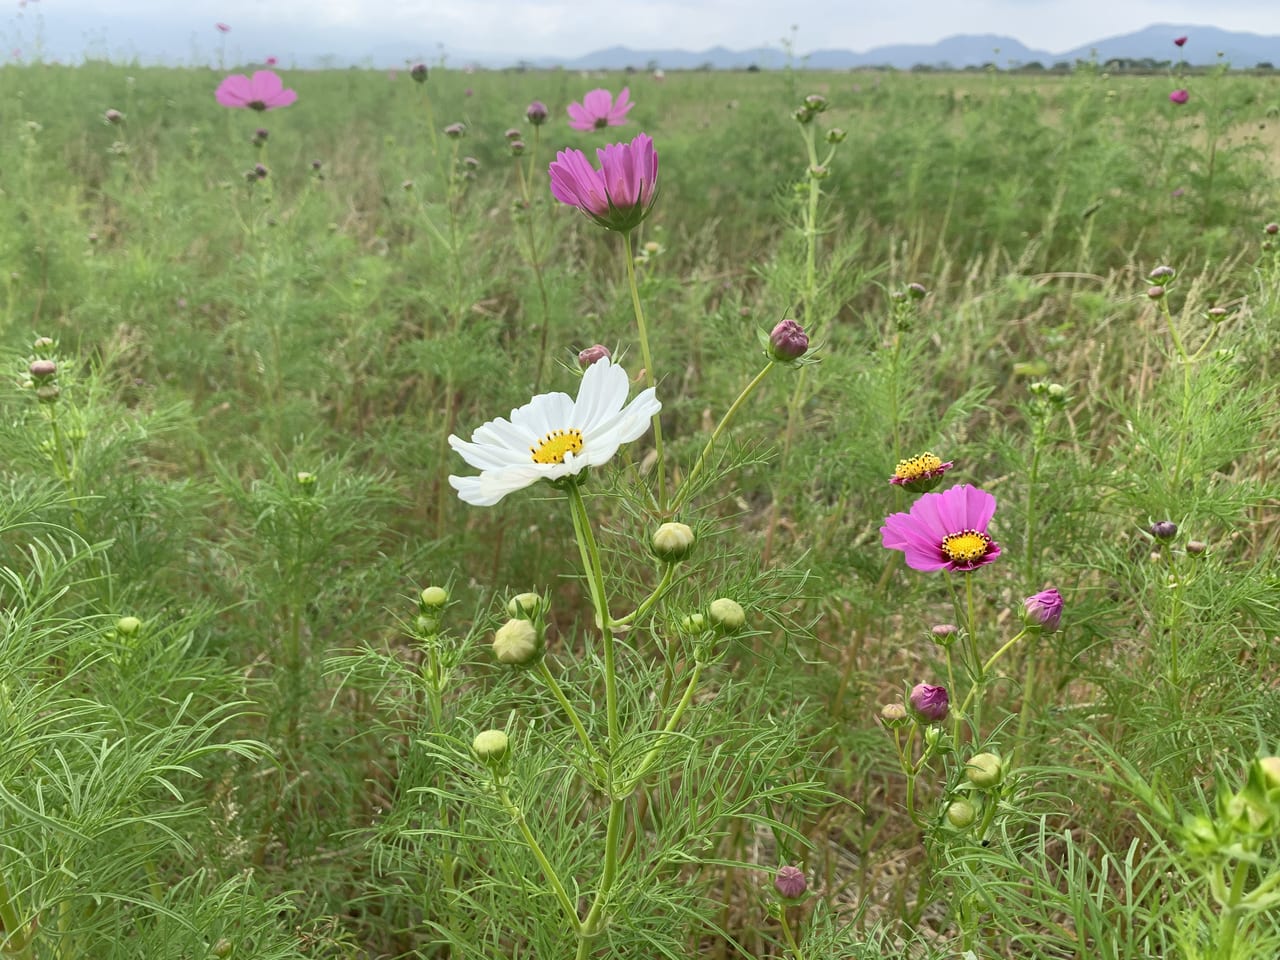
[
  {"left": 524, "top": 25, "right": 1279, "bottom": 71},
  {"left": 12, "top": 10, "right": 1279, "bottom": 72}
]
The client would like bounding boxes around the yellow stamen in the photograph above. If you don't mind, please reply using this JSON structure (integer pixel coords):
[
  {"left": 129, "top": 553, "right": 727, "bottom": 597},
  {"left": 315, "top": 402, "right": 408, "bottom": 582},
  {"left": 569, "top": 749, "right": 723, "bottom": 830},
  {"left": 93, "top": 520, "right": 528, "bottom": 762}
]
[
  {"left": 942, "top": 529, "right": 991, "bottom": 564},
  {"left": 894, "top": 452, "right": 944, "bottom": 481},
  {"left": 530, "top": 428, "right": 584, "bottom": 465}
]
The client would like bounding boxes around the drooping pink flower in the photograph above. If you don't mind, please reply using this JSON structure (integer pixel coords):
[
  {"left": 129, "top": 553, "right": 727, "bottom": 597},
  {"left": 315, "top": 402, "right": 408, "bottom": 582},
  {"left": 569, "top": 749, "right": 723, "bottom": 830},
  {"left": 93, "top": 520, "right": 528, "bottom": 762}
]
[
  {"left": 549, "top": 132, "right": 658, "bottom": 232},
  {"left": 215, "top": 22, "right": 230, "bottom": 33},
  {"left": 265, "top": 56, "right": 278, "bottom": 66},
  {"left": 567, "top": 87, "right": 633, "bottom": 131},
  {"left": 1169, "top": 89, "right": 1189, "bottom": 105},
  {"left": 215, "top": 70, "right": 298, "bottom": 111},
  {"left": 1173, "top": 35, "right": 1187, "bottom": 47},
  {"left": 880, "top": 484, "right": 1001, "bottom": 572}
]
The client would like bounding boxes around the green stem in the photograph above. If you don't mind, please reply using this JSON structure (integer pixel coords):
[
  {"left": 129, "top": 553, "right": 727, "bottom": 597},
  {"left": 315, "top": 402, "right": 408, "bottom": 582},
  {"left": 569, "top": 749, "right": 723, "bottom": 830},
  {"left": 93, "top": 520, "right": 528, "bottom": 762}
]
[
  {"left": 780, "top": 906, "right": 806, "bottom": 960},
  {"left": 495, "top": 780, "right": 581, "bottom": 933},
  {"left": 566, "top": 483, "right": 617, "bottom": 743},
  {"left": 575, "top": 797, "right": 625, "bottom": 960},
  {"left": 956, "top": 628, "right": 1030, "bottom": 726},
  {"left": 612, "top": 562, "right": 677, "bottom": 627},
  {"left": 536, "top": 659, "right": 597, "bottom": 762},
  {"left": 1215, "top": 859, "right": 1250, "bottom": 960},
  {"left": 0, "top": 867, "right": 32, "bottom": 958},
  {"left": 621, "top": 231, "right": 666, "bottom": 511},
  {"left": 620, "top": 660, "right": 703, "bottom": 795},
  {"left": 672, "top": 361, "right": 775, "bottom": 511}
]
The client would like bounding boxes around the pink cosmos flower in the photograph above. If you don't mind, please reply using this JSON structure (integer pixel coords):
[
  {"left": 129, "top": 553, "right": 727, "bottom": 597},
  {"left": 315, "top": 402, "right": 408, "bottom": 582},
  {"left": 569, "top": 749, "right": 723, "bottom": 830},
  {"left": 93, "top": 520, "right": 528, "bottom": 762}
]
[
  {"left": 880, "top": 484, "right": 1001, "bottom": 572},
  {"left": 265, "top": 56, "right": 278, "bottom": 66},
  {"left": 1173, "top": 35, "right": 1187, "bottom": 47},
  {"left": 215, "top": 70, "right": 298, "bottom": 111},
  {"left": 567, "top": 87, "right": 633, "bottom": 131},
  {"left": 215, "top": 22, "right": 230, "bottom": 33},
  {"left": 549, "top": 132, "right": 658, "bottom": 233},
  {"left": 1169, "top": 89, "right": 1189, "bottom": 105}
]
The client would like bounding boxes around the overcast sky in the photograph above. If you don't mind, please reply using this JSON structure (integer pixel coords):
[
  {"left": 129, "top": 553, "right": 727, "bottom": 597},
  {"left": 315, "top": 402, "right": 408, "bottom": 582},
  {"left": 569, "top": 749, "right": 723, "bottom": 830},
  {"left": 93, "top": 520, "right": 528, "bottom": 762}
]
[{"left": 11, "top": 0, "right": 1280, "bottom": 62}]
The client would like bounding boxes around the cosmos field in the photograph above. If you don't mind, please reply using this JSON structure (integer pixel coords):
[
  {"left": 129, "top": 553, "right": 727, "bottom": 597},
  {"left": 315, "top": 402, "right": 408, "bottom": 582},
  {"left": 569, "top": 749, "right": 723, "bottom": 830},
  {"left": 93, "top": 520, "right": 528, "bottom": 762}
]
[{"left": 1, "top": 52, "right": 1279, "bottom": 958}]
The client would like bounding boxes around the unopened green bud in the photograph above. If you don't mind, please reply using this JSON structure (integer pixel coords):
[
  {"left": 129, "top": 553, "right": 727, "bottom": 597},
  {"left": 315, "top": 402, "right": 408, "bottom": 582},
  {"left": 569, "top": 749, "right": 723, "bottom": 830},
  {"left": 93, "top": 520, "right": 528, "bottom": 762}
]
[
  {"left": 651, "top": 522, "right": 695, "bottom": 562},
  {"left": 116, "top": 616, "right": 142, "bottom": 636},
  {"left": 493, "top": 618, "right": 542, "bottom": 666},
  {"left": 825, "top": 127, "right": 847, "bottom": 144},
  {"left": 507, "top": 592, "right": 543, "bottom": 618},
  {"left": 472, "top": 729, "right": 509, "bottom": 764},
  {"left": 420, "top": 586, "right": 448, "bottom": 610},
  {"left": 679, "top": 613, "right": 707, "bottom": 634},
  {"left": 1259, "top": 756, "right": 1280, "bottom": 790},
  {"left": 295, "top": 471, "right": 317, "bottom": 493},
  {"left": 879, "top": 703, "right": 908, "bottom": 727},
  {"left": 708, "top": 598, "right": 746, "bottom": 633},
  {"left": 35, "top": 384, "right": 60, "bottom": 404},
  {"left": 965, "top": 752, "right": 1004, "bottom": 789},
  {"left": 945, "top": 798, "right": 977, "bottom": 829},
  {"left": 212, "top": 939, "right": 234, "bottom": 958}
]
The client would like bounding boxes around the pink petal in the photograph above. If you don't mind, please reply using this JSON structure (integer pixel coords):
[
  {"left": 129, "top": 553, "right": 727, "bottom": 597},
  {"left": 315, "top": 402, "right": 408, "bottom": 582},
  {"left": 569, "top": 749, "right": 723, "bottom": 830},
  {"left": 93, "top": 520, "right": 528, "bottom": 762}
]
[
  {"left": 215, "top": 74, "right": 252, "bottom": 107},
  {"left": 265, "top": 89, "right": 297, "bottom": 108},
  {"left": 582, "top": 88, "right": 612, "bottom": 118},
  {"left": 250, "top": 70, "right": 284, "bottom": 99}
]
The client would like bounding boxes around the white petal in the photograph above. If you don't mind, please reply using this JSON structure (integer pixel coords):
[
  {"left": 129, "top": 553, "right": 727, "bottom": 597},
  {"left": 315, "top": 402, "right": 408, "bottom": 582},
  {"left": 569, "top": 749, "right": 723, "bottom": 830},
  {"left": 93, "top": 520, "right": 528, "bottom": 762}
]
[
  {"left": 512, "top": 390, "right": 574, "bottom": 438},
  {"left": 581, "top": 388, "right": 661, "bottom": 465},
  {"left": 573, "top": 358, "right": 629, "bottom": 431},
  {"left": 448, "top": 434, "right": 530, "bottom": 470},
  {"left": 449, "top": 464, "right": 547, "bottom": 506}
]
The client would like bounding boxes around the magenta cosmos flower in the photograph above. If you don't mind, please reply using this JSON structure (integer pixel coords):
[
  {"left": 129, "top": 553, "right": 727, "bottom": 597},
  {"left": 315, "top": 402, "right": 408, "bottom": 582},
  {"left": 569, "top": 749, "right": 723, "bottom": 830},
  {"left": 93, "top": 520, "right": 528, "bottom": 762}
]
[
  {"left": 549, "top": 132, "right": 658, "bottom": 233},
  {"left": 567, "top": 87, "right": 633, "bottom": 131},
  {"left": 1169, "top": 89, "right": 1189, "bottom": 105},
  {"left": 215, "top": 22, "right": 230, "bottom": 33},
  {"left": 1173, "top": 35, "right": 1187, "bottom": 47},
  {"left": 880, "top": 483, "right": 1001, "bottom": 572},
  {"left": 215, "top": 71, "right": 298, "bottom": 111}
]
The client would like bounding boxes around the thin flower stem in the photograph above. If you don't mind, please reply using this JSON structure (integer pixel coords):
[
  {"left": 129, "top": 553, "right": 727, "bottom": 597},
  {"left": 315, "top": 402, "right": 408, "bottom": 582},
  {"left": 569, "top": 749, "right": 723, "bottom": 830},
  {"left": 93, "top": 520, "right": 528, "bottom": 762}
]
[
  {"left": 575, "top": 797, "right": 625, "bottom": 960},
  {"left": 780, "top": 907, "right": 806, "bottom": 960},
  {"left": 672, "top": 360, "right": 776, "bottom": 512},
  {"left": 621, "top": 231, "right": 666, "bottom": 511},
  {"left": 0, "top": 866, "right": 32, "bottom": 959},
  {"left": 536, "top": 659, "right": 597, "bottom": 762},
  {"left": 612, "top": 562, "right": 678, "bottom": 626},
  {"left": 1215, "top": 859, "right": 1251, "bottom": 960},
  {"left": 1158, "top": 296, "right": 1193, "bottom": 490},
  {"left": 955, "top": 628, "right": 1030, "bottom": 725},
  {"left": 964, "top": 573, "right": 982, "bottom": 738},
  {"left": 494, "top": 779, "right": 582, "bottom": 934},
  {"left": 620, "top": 660, "right": 703, "bottom": 795},
  {"left": 567, "top": 483, "right": 618, "bottom": 744}
]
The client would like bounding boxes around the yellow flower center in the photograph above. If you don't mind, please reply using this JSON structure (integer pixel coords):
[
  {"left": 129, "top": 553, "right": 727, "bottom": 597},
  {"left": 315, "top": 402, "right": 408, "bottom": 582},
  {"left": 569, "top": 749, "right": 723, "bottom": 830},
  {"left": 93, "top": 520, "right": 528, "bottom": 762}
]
[
  {"left": 894, "top": 452, "right": 944, "bottom": 481},
  {"left": 530, "top": 428, "right": 584, "bottom": 465},
  {"left": 942, "top": 529, "right": 991, "bottom": 564}
]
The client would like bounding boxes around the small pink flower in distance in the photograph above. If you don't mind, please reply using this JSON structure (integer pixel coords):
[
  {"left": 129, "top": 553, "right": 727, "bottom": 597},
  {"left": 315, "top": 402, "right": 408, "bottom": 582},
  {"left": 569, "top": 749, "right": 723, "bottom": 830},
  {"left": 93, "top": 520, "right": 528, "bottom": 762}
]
[
  {"left": 881, "top": 484, "right": 1001, "bottom": 572},
  {"left": 215, "top": 22, "right": 230, "bottom": 33},
  {"left": 549, "top": 132, "right": 658, "bottom": 232},
  {"left": 265, "top": 56, "right": 278, "bottom": 66},
  {"left": 1173, "top": 35, "right": 1187, "bottom": 47},
  {"left": 1169, "top": 89, "right": 1189, "bottom": 105},
  {"left": 567, "top": 87, "right": 634, "bottom": 131},
  {"left": 216, "top": 70, "right": 298, "bottom": 111}
]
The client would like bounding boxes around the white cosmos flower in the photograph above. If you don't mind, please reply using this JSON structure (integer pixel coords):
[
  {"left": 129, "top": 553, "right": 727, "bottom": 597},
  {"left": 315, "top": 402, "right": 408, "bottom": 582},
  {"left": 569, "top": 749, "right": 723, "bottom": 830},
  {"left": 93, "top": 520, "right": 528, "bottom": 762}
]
[{"left": 448, "top": 358, "right": 661, "bottom": 506}]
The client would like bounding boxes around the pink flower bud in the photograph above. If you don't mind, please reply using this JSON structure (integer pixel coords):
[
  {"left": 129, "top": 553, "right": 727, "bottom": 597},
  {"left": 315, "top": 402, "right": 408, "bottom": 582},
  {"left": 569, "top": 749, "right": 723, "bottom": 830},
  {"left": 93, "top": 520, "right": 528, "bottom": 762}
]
[{"left": 908, "top": 683, "right": 949, "bottom": 723}]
